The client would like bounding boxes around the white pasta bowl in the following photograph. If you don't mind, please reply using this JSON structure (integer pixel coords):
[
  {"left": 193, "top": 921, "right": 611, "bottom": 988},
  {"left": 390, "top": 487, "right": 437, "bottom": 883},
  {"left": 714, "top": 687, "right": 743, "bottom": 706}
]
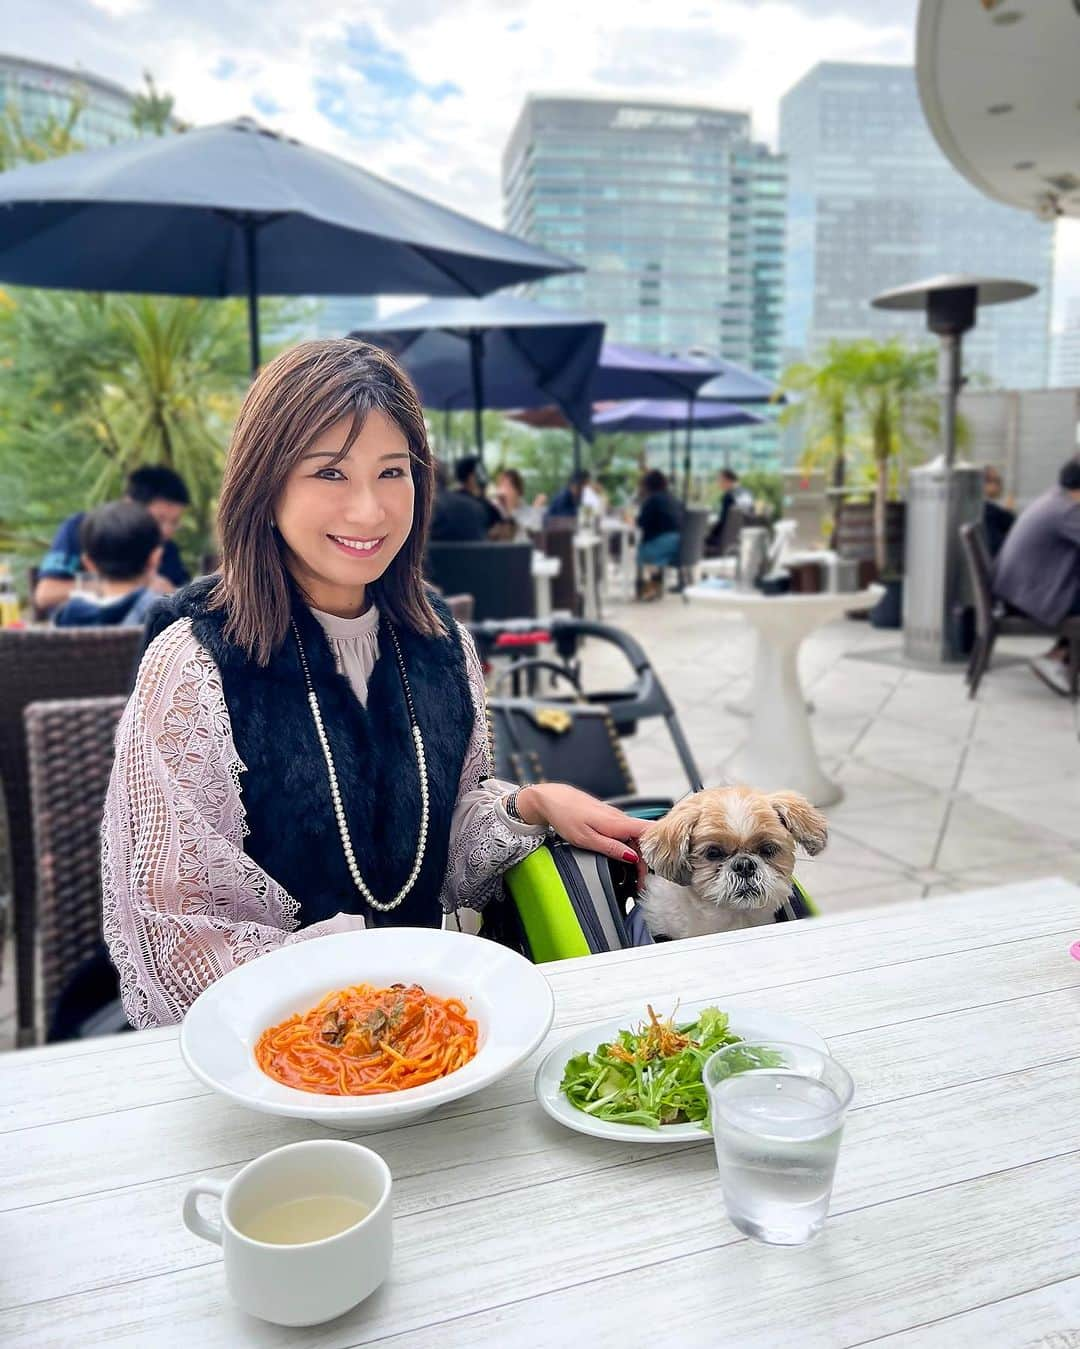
[{"left": 180, "top": 927, "right": 555, "bottom": 1130}]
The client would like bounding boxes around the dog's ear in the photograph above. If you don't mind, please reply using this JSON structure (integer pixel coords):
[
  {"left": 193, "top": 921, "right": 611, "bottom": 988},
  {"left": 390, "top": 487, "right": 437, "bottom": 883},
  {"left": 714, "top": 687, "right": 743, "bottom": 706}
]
[
  {"left": 769, "top": 791, "right": 829, "bottom": 856},
  {"left": 640, "top": 798, "right": 701, "bottom": 885}
]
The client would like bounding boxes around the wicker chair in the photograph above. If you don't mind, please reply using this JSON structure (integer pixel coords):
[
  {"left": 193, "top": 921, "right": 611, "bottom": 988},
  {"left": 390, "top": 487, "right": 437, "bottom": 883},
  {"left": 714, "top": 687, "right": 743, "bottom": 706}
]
[
  {"left": 443, "top": 593, "right": 475, "bottom": 624},
  {"left": 425, "top": 542, "right": 537, "bottom": 621},
  {"left": 0, "top": 627, "right": 142, "bottom": 1044},
  {"left": 536, "top": 520, "right": 582, "bottom": 616},
  {"left": 675, "top": 508, "right": 711, "bottom": 594},
  {"left": 24, "top": 696, "right": 128, "bottom": 1042},
  {"left": 959, "top": 521, "right": 1080, "bottom": 699}
]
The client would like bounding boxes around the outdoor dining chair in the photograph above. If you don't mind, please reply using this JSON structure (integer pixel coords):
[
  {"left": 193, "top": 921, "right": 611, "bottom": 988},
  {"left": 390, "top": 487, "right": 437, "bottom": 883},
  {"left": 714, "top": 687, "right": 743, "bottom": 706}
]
[
  {"left": 675, "top": 508, "right": 711, "bottom": 594},
  {"left": 425, "top": 541, "right": 536, "bottom": 621},
  {"left": 25, "top": 695, "right": 128, "bottom": 1043},
  {"left": 959, "top": 520, "right": 1080, "bottom": 699},
  {"left": 536, "top": 520, "right": 583, "bottom": 617},
  {"left": 0, "top": 625, "right": 142, "bottom": 1045}
]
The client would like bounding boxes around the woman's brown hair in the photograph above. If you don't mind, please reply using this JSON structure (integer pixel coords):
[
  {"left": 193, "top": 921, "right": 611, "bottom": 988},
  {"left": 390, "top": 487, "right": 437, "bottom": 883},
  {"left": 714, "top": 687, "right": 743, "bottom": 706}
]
[{"left": 209, "top": 339, "right": 442, "bottom": 665}]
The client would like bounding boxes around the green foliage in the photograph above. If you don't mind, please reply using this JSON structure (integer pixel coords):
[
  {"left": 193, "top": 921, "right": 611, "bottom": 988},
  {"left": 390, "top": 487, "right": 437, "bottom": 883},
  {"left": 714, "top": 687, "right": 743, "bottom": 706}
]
[
  {"left": 130, "top": 71, "right": 181, "bottom": 136},
  {"left": 739, "top": 469, "right": 784, "bottom": 520},
  {"left": 0, "top": 289, "right": 302, "bottom": 567},
  {"left": 0, "top": 95, "right": 86, "bottom": 171},
  {"left": 779, "top": 337, "right": 949, "bottom": 573},
  {"left": 0, "top": 75, "right": 300, "bottom": 577}
]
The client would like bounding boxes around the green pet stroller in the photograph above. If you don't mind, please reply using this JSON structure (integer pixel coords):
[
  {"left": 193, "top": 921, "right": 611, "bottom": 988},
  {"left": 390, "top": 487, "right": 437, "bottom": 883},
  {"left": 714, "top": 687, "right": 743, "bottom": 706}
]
[
  {"left": 470, "top": 616, "right": 818, "bottom": 962},
  {"left": 484, "top": 816, "right": 819, "bottom": 965}
]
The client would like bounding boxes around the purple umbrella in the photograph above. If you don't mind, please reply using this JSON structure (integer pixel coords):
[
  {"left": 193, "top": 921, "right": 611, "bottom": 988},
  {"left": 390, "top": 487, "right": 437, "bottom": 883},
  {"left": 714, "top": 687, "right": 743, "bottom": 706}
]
[
  {"left": 593, "top": 399, "right": 767, "bottom": 500},
  {"left": 592, "top": 344, "right": 779, "bottom": 403},
  {"left": 592, "top": 398, "right": 766, "bottom": 433},
  {"left": 589, "top": 343, "right": 723, "bottom": 401}
]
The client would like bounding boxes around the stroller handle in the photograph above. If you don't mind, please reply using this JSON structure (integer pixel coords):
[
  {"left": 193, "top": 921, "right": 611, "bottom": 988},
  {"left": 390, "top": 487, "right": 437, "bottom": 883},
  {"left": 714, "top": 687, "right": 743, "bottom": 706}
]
[
  {"left": 469, "top": 617, "right": 704, "bottom": 794},
  {"left": 469, "top": 616, "right": 652, "bottom": 675}
]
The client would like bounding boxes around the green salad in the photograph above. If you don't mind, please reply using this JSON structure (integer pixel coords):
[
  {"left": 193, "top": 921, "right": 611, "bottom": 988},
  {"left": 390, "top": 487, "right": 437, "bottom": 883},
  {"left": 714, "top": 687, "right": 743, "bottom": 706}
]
[{"left": 559, "top": 1005, "right": 782, "bottom": 1130}]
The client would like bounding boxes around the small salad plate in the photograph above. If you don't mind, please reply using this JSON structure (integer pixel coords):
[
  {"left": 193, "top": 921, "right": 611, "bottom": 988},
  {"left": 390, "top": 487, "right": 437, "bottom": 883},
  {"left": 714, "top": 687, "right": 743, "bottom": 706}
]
[{"left": 534, "top": 1002, "right": 828, "bottom": 1144}]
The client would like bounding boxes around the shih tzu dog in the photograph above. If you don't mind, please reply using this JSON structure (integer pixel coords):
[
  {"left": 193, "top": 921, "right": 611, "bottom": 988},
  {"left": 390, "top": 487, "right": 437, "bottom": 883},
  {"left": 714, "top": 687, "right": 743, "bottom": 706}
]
[{"left": 637, "top": 785, "right": 828, "bottom": 939}]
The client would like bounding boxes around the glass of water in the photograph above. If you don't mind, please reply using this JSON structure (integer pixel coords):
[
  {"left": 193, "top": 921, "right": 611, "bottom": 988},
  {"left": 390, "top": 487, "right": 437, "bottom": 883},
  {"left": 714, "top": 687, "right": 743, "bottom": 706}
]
[{"left": 704, "top": 1040, "right": 854, "bottom": 1247}]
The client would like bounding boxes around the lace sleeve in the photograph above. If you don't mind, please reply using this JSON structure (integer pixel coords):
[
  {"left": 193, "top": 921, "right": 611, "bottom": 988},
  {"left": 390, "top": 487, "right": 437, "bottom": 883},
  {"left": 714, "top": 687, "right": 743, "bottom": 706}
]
[
  {"left": 438, "top": 625, "right": 547, "bottom": 914},
  {"left": 101, "top": 619, "right": 364, "bottom": 1029}
]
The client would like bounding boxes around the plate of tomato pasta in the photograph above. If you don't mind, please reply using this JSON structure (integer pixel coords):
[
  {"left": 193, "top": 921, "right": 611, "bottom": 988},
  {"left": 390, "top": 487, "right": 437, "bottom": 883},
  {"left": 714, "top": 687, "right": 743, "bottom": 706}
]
[{"left": 180, "top": 927, "right": 555, "bottom": 1128}]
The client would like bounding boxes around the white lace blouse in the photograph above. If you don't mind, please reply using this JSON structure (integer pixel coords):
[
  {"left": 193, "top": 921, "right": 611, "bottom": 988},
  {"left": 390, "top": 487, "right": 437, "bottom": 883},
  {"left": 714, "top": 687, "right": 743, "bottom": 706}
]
[{"left": 101, "top": 611, "right": 547, "bottom": 1029}]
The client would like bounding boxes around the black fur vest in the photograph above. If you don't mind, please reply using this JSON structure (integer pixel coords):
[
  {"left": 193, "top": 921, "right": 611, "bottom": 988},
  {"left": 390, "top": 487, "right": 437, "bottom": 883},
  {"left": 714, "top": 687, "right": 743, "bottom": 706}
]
[{"left": 144, "top": 578, "right": 475, "bottom": 929}]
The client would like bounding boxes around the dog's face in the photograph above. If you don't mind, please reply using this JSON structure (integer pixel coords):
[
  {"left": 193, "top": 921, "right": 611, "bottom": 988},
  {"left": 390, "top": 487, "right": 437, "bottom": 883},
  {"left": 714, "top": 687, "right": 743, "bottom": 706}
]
[{"left": 640, "top": 786, "right": 828, "bottom": 913}]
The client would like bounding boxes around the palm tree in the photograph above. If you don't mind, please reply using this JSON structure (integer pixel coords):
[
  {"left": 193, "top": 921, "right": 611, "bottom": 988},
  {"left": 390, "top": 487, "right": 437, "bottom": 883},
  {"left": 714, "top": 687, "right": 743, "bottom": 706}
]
[
  {"left": 844, "top": 340, "right": 939, "bottom": 574},
  {"left": 775, "top": 341, "right": 862, "bottom": 490},
  {"left": 0, "top": 290, "right": 254, "bottom": 563},
  {"left": 130, "top": 72, "right": 181, "bottom": 136}
]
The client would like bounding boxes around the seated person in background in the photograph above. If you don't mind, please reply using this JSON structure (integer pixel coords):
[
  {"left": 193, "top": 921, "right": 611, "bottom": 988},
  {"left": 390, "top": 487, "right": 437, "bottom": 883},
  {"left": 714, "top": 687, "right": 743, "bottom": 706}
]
[
  {"left": 636, "top": 469, "right": 684, "bottom": 601},
  {"left": 453, "top": 455, "right": 505, "bottom": 536},
  {"left": 494, "top": 467, "right": 543, "bottom": 535},
  {"left": 428, "top": 459, "right": 489, "bottom": 542},
  {"left": 52, "top": 502, "right": 164, "bottom": 629},
  {"left": 34, "top": 465, "right": 190, "bottom": 617},
  {"left": 993, "top": 455, "right": 1080, "bottom": 696},
  {"left": 706, "top": 466, "right": 748, "bottom": 555},
  {"left": 982, "top": 465, "right": 1015, "bottom": 559},
  {"left": 545, "top": 469, "right": 590, "bottom": 522}
]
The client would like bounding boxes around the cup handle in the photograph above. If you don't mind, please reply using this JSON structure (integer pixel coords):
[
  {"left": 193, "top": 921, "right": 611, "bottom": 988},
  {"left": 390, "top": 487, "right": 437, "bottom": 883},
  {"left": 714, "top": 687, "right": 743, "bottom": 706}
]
[{"left": 183, "top": 1177, "right": 227, "bottom": 1246}]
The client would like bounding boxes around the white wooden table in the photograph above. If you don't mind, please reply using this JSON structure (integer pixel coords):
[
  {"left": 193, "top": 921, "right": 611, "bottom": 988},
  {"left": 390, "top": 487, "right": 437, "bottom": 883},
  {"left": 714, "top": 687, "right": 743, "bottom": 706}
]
[
  {"left": 684, "top": 584, "right": 883, "bottom": 806},
  {"left": 3, "top": 879, "right": 1080, "bottom": 1347}
]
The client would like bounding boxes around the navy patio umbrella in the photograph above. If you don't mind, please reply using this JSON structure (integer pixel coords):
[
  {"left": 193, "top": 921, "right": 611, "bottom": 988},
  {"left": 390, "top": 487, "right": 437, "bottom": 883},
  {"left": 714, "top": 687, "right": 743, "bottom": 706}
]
[
  {"left": 592, "top": 398, "right": 767, "bottom": 500},
  {"left": 0, "top": 117, "right": 579, "bottom": 374},
  {"left": 353, "top": 294, "right": 605, "bottom": 457}
]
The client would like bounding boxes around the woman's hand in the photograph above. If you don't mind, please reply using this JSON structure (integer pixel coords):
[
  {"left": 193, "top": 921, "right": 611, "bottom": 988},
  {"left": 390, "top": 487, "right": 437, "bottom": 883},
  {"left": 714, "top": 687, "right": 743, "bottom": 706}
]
[{"left": 515, "top": 783, "right": 649, "bottom": 881}]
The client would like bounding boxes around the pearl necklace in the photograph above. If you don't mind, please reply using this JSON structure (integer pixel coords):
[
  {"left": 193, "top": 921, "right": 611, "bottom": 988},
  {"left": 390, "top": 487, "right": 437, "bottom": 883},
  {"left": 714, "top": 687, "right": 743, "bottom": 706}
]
[{"left": 291, "top": 616, "right": 429, "bottom": 914}]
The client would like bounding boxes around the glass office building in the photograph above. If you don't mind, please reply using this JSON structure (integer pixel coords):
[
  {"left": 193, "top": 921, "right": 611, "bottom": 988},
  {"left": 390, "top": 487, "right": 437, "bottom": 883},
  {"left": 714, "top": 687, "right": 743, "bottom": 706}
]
[
  {"left": 0, "top": 54, "right": 144, "bottom": 148},
  {"left": 502, "top": 96, "right": 785, "bottom": 467},
  {"left": 779, "top": 62, "right": 1054, "bottom": 390}
]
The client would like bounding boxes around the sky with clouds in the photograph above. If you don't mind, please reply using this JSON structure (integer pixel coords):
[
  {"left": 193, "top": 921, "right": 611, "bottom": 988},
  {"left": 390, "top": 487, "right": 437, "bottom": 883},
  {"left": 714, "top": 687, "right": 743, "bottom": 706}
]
[{"left": 8, "top": 0, "right": 1080, "bottom": 326}]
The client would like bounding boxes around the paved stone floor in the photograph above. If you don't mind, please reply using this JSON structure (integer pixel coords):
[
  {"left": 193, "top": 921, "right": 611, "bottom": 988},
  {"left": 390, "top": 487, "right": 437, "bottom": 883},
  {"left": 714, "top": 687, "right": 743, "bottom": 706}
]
[
  {"left": 586, "top": 593, "right": 1080, "bottom": 915},
  {"left": 3, "top": 588, "right": 1078, "bottom": 1049}
]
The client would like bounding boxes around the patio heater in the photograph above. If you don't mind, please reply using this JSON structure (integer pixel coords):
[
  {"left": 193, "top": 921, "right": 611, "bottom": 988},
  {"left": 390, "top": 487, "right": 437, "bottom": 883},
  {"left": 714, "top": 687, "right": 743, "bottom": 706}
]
[{"left": 871, "top": 274, "right": 1037, "bottom": 665}]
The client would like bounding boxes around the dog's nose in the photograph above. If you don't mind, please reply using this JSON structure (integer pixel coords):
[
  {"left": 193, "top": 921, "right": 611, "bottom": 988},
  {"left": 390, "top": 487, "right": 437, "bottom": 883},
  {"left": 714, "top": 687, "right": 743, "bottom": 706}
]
[{"left": 732, "top": 855, "right": 757, "bottom": 878}]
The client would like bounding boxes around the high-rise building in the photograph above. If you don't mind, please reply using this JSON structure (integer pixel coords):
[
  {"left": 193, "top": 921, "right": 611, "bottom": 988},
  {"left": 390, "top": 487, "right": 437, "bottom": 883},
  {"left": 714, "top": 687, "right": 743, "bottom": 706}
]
[
  {"left": 502, "top": 95, "right": 785, "bottom": 466},
  {"left": 779, "top": 62, "right": 1054, "bottom": 390},
  {"left": 1051, "top": 298, "right": 1080, "bottom": 389},
  {"left": 0, "top": 54, "right": 143, "bottom": 148}
]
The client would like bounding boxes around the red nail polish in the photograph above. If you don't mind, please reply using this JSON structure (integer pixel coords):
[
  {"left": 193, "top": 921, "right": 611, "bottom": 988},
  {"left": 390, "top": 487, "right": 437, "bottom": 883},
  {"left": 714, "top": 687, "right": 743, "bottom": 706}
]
[{"left": 623, "top": 849, "right": 638, "bottom": 863}]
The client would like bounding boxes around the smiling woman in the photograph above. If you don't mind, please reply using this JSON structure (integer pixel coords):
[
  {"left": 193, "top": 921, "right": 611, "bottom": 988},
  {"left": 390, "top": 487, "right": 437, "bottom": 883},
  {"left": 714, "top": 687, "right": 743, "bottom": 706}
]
[
  {"left": 276, "top": 413, "right": 416, "bottom": 621},
  {"left": 100, "top": 339, "right": 648, "bottom": 1029}
]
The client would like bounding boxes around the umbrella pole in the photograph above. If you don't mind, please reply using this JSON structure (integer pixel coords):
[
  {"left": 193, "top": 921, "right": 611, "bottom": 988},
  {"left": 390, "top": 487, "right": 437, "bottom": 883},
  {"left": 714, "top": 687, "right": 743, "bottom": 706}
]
[
  {"left": 469, "top": 332, "right": 485, "bottom": 462},
  {"left": 443, "top": 406, "right": 451, "bottom": 459},
  {"left": 668, "top": 425, "right": 676, "bottom": 480},
  {"left": 244, "top": 220, "right": 261, "bottom": 377},
  {"left": 682, "top": 398, "right": 695, "bottom": 503}
]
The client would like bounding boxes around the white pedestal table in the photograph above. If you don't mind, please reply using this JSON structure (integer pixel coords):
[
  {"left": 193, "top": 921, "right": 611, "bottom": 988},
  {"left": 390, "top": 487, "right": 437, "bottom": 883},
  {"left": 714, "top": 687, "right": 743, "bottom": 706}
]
[{"left": 684, "top": 583, "right": 883, "bottom": 806}]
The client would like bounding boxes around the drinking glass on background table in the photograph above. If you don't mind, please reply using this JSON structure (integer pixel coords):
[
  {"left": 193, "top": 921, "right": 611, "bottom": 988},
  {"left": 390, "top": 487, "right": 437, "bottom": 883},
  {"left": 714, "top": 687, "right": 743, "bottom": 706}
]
[
  {"left": 182, "top": 1139, "right": 392, "bottom": 1326},
  {"left": 704, "top": 1040, "right": 854, "bottom": 1247}
]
